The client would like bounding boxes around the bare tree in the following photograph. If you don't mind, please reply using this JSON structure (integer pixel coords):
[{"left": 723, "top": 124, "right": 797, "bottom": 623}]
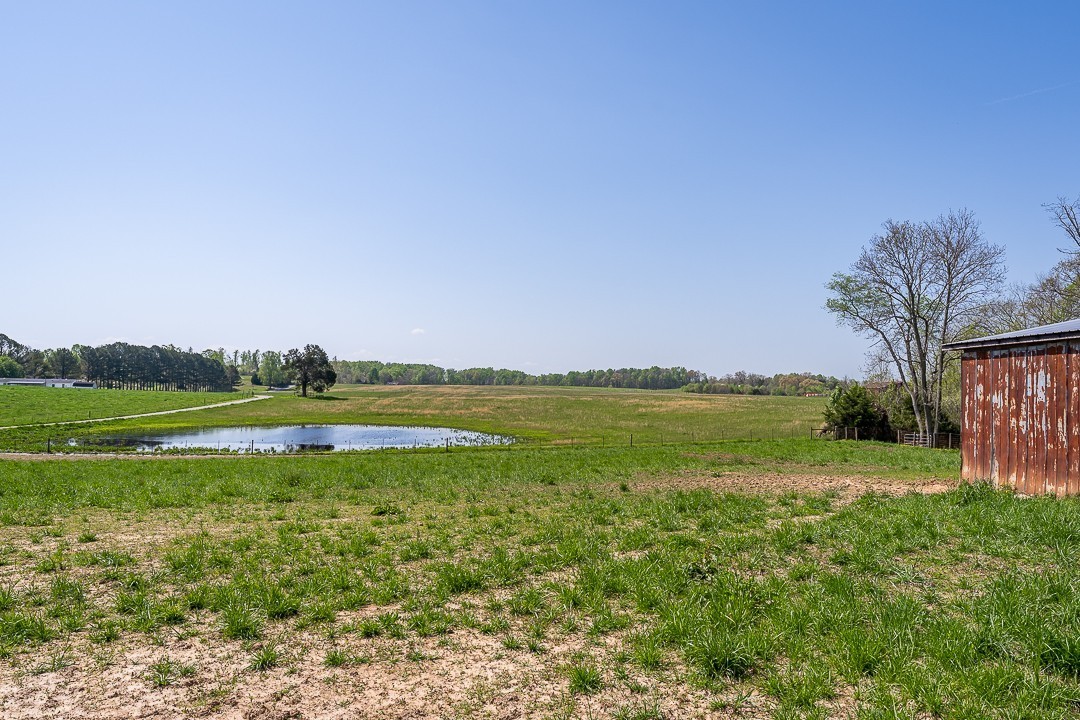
[
  {"left": 825, "top": 210, "right": 1005, "bottom": 435},
  {"left": 928, "top": 209, "right": 1008, "bottom": 433},
  {"left": 1045, "top": 195, "right": 1080, "bottom": 251},
  {"left": 984, "top": 197, "right": 1080, "bottom": 333},
  {"left": 985, "top": 258, "right": 1080, "bottom": 332}
]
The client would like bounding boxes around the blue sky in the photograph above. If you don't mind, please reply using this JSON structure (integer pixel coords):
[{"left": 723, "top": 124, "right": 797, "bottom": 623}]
[{"left": 2, "top": 2, "right": 1078, "bottom": 378}]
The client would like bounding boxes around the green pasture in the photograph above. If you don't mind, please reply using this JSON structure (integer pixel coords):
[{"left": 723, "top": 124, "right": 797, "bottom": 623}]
[
  {"left": 3, "top": 444, "right": 1080, "bottom": 719},
  {"left": 0, "top": 385, "right": 828, "bottom": 452},
  {"left": 10, "top": 383, "right": 1053, "bottom": 718},
  {"left": 0, "top": 441, "right": 958, "bottom": 521},
  {"left": 0, "top": 386, "right": 248, "bottom": 428}
]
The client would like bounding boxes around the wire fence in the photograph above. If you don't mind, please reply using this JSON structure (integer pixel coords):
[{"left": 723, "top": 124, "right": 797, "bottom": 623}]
[{"left": 814, "top": 426, "right": 961, "bottom": 449}]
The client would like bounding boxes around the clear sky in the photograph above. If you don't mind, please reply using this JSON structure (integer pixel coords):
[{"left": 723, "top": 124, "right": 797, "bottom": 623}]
[{"left": 3, "top": 2, "right": 1078, "bottom": 378}]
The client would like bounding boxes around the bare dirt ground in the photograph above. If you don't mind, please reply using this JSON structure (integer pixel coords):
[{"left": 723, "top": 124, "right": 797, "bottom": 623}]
[
  {"left": 0, "top": 470, "right": 950, "bottom": 720},
  {"left": 0, "top": 626, "right": 739, "bottom": 720},
  {"left": 634, "top": 470, "right": 955, "bottom": 501}
]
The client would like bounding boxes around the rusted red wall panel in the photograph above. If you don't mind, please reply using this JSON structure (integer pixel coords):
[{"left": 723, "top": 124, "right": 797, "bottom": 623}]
[
  {"left": 1012, "top": 348, "right": 1025, "bottom": 491},
  {"left": 1048, "top": 344, "right": 1067, "bottom": 495},
  {"left": 962, "top": 341, "right": 1074, "bottom": 494},
  {"left": 987, "top": 349, "right": 1000, "bottom": 483},
  {"left": 1023, "top": 347, "right": 1036, "bottom": 494},
  {"left": 991, "top": 349, "right": 1008, "bottom": 488},
  {"left": 974, "top": 350, "right": 985, "bottom": 481},
  {"left": 977, "top": 349, "right": 991, "bottom": 481},
  {"left": 961, "top": 353, "right": 976, "bottom": 482},
  {"left": 1002, "top": 349, "right": 1015, "bottom": 488},
  {"left": 993, "top": 349, "right": 1010, "bottom": 490},
  {"left": 1003, "top": 350, "right": 1017, "bottom": 488},
  {"left": 1067, "top": 343, "right": 1075, "bottom": 496}
]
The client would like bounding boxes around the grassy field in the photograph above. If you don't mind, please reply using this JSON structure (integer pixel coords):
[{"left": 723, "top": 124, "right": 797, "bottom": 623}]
[
  {"left": 0, "top": 386, "right": 249, "bottom": 428},
  {"left": 0, "top": 385, "right": 827, "bottom": 452},
  {"left": 7, "top": 386, "right": 1068, "bottom": 719},
  {"left": 8, "top": 440, "right": 1067, "bottom": 720}
]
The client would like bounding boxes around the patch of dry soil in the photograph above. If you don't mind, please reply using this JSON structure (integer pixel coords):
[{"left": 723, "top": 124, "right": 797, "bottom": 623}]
[
  {"left": 634, "top": 471, "right": 955, "bottom": 500},
  {"left": 0, "top": 627, "right": 730, "bottom": 720}
]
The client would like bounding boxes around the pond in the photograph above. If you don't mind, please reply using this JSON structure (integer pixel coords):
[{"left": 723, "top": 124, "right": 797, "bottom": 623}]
[{"left": 86, "top": 424, "right": 513, "bottom": 453}]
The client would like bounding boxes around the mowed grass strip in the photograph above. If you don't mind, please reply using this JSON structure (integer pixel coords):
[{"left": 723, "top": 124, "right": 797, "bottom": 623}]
[{"left": 0, "top": 386, "right": 248, "bottom": 427}]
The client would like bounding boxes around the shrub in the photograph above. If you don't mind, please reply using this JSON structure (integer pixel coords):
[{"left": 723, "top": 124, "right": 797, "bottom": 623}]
[{"left": 822, "top": 384, "right": 889, "bottom": 439}]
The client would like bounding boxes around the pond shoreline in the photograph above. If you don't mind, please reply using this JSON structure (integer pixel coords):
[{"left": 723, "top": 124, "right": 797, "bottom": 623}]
[{"left": 86, "top": 423, "right": 514, "bottom": 454}]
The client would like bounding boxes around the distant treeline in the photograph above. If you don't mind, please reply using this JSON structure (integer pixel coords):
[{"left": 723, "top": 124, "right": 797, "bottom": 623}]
[
  {"left": 79, "top": 343, "right": 237, "bottom": 391},
  {"left": 681, "top": 371, "right": 846, "bottom": 396},
  {"left": 0, "top": 334, "right": 237, "bottom": 392},
  {"left": 332, "top": 361, "right": 705, "bottom": 390},
  {"left": 1, "top": 332, "right": 846, "bottom": 396}
]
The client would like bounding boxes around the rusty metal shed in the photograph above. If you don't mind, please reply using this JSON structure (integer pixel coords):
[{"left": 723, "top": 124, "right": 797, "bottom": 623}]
[{"left": 944, "top": 319, "right": 1080, "bottom": 495}]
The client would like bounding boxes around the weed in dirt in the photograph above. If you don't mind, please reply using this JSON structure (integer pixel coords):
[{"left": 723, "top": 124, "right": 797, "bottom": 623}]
[
  {"left": 324, "top": 648, "right": 351, "bottom": 667},
  {"left": 221, "top": 604, "right": 261, "bottom": 640},
  {"left": 567, "top": 662, "right": 603, "bottom": 695},
  {"left": 612, "top": 701, "right": 664, "bottom": 720},
  {"left": 31, "top": 649, "right": 72, "bottom": 674},
  {"left": 631, "top": 633, "right": 664, "bottom": 671},
  {"left": 90, "top": 620, "right": 121, "bottom": 644},
  {"left": 149, "top": 655, "right": 196, "bottom": 687},
  {"left": 250, "top": 642, "right": 280, "bottom": 671}
]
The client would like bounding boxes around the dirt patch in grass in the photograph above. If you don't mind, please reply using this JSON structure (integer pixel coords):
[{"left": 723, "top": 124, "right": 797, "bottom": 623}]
[
  {"left": 634, "top": 471, "right": 955, "bottom": 499},
  {"left": 0, "top": 624, "right": 720, "bottom": 720}
]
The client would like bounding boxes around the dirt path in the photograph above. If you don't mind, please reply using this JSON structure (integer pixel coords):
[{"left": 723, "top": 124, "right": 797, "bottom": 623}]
[{"left": 0, "top": 394, "right": 272, "bottom": 431}]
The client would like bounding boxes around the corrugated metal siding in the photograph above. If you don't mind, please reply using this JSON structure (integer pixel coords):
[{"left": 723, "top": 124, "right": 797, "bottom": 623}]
[{"left": 961, "top": 341, "right": 1076, "bottom": 494}]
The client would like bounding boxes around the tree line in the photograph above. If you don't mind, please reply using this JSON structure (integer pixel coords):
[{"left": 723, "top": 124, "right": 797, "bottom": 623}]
[
  {"left": 330, "top": 361, "right": 706, "bottom": 390},
  {"left": 0, "top": 337, "right": 239, "bottom": 392},
  {"left": 2, "top": 333, "right": 851, "bottom": 398},
  {"left": 681, "top": 371, "right": 845, "bottom": 396}
]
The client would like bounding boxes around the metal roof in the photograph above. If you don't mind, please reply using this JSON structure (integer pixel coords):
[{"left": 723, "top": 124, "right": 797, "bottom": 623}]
[{"left": 943, "top": 318, "right": 1080, "bottom": 351}]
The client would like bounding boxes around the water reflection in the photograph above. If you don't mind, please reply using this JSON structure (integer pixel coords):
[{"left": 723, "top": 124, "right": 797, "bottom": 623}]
[{"left": 90, "top": 424, "right": 512, "bottom": 453}]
